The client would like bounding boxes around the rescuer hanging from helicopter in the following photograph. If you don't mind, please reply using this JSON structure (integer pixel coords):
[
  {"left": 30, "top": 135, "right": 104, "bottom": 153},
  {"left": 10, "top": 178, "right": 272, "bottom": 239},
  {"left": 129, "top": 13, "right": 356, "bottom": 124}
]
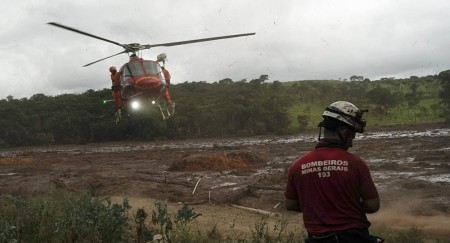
[
  {"left": 109, "top": 66, "right": 123, "bottom": 112},
  {"left": 161, "top": 66, "right": 172, "bottom": 105},
  {"left": 157, "top": 53, "right": 174, "bottom": 107}
]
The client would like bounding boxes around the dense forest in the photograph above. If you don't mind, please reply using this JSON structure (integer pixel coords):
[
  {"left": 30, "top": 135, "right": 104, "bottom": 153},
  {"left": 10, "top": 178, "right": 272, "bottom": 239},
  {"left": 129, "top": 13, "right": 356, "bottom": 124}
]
[{"left": 1, "top": 70, "right": 449, "bottom": 147}]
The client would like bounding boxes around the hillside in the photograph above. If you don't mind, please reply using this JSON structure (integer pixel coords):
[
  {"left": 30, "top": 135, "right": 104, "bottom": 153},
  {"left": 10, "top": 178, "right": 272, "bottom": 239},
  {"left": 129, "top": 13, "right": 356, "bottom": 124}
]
[{"left": 0, "top": 71, "right": 449, "bottom": 147}]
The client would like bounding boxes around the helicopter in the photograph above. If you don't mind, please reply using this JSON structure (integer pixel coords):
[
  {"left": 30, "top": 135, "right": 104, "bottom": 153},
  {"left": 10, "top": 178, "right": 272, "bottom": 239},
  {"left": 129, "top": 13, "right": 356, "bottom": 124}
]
[{"left": 47, "top": 22, "right": 255, "bottom": 123}]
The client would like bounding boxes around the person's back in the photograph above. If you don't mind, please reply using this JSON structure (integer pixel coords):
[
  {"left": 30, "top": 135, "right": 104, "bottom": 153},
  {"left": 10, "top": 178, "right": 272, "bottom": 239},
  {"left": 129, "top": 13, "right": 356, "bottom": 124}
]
[
  {"left": 285, "top": 101, "right": 382, "bottom": 243},
  {"left": 287, "top": 144, "right": 377, "bottom": 235}
]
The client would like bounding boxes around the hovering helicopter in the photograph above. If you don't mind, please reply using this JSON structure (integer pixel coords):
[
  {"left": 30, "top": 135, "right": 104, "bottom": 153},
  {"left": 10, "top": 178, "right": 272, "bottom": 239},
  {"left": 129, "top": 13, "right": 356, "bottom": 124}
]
[{"left": 47, "top": 22, "right": 255, "bottom": 123}]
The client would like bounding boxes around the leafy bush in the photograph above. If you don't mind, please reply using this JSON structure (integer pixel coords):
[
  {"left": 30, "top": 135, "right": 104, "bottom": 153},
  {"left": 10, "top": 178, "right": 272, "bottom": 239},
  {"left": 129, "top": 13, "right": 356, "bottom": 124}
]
[
  {"left": 134, "top": 208, "right": 154, "bottom": 242},
  {"left": 0, "top": 190, "right": 131, "bottom": 242},
  {"left": 56, "top": 193, "right": 132, "bottom": 242},
  {"left": 151, "top": 200, "right": 202, "bottom": 242}
]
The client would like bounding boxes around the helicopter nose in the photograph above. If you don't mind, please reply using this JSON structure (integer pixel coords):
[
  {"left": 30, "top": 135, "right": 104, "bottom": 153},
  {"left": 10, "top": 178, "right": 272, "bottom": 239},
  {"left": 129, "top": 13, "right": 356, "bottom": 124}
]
[{"left": 134, "top": 76, "right": 162, "bottom": 89}]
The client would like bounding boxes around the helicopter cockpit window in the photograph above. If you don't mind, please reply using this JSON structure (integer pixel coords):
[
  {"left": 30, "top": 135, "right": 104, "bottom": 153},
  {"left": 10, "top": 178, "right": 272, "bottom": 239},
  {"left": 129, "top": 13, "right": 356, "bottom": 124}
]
[
  {"left": 143, "top": 61, "right": 161, "bottom": 75},
  {"left": 121, "top": 62, "right": 144, "bottom": 80}
]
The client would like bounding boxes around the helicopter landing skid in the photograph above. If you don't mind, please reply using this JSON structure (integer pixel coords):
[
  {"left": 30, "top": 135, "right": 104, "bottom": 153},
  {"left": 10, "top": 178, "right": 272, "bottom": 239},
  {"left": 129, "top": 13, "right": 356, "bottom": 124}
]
[{"left": 157, "top": 103, "right": 175, "bottom": 120}]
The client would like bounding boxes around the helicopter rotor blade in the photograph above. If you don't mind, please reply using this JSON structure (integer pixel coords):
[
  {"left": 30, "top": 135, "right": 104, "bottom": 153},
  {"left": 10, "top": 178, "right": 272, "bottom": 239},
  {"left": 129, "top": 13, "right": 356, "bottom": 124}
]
[
  {"left": 83, "top": 50, "right": 127, "bottom": 67},
  {"left": 47, "top": 22, "right": 125, "bottom": 48},
  {"left": 142, "top": 32, "right": 255, "bottom": 49}
]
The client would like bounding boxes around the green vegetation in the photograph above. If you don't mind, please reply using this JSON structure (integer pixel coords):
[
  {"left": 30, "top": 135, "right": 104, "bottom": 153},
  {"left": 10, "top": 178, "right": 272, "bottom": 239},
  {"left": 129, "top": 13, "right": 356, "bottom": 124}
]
[
  {"left": 0, "top": 190, "right": 132, "bottom": 242},
  {"left": 1, "top": 71, "right": 449, "bottom": 147},
  {"left": 1, "top": 190, "right": 445, "bottom": 242}
]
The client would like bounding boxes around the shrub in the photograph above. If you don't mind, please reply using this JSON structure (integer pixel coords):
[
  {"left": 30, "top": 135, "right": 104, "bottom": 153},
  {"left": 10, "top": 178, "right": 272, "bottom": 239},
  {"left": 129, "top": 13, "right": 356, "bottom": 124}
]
[
  {"left": 0, "top": 190, "right": 131, "bottom": 242},
  {"left": 151, "top": 200, "right": 202, "bottom": 242},
  {"left": 249, "top": 216, "right": 304, "bottom": 243},
  {"left": 56, "top": 193, "right": 132, "bottom": 242}
]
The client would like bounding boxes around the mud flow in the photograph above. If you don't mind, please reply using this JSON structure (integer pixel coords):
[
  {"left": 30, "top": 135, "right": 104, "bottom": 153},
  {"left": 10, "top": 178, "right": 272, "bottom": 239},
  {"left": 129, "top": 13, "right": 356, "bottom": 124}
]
[{"left": 1, "top": 124, "right": 449, "bottom": 237}]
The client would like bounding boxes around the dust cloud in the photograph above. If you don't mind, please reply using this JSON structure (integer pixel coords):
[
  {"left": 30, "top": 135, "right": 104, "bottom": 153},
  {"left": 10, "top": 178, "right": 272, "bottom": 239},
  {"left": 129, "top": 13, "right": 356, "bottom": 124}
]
[{"left": 369, "top": 195, "right": 450, "bottom": 239}]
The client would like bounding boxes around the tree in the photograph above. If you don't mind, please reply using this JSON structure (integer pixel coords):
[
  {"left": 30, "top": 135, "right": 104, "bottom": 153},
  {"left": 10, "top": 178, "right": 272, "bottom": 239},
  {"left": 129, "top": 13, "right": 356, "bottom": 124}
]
[
  {"left": 249, "top": 74, "right": 269, "bottom": 86},
  {"left": 350, "top": 75, "right": 364, "bottom": 81},
  {"left": 272, "top": 81, "right": 282, "bottom": 89},
  {"left": 297, "top": 115, "right": 309, "bottom": 131},
  {"left": 438, "top": 70, "right": 450, "bottom": 81},
  {"left": 218, "top": 78, "right": 233, "bottom": 84},
  {"left": 367, "top": 86, "right": 399, "bottom": 115}
]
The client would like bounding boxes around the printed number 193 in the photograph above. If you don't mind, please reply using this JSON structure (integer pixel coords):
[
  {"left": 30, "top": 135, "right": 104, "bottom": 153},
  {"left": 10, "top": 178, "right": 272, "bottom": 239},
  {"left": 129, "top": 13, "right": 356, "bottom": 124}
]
[{"left": 318, "top": 172, "right": 330, "bottom": 178}]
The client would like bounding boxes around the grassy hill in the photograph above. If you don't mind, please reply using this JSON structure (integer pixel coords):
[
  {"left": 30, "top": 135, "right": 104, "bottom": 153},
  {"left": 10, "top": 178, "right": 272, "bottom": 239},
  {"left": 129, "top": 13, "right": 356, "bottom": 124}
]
[{"left": 282, "top": 77, "right": 445, "bottom": 130}]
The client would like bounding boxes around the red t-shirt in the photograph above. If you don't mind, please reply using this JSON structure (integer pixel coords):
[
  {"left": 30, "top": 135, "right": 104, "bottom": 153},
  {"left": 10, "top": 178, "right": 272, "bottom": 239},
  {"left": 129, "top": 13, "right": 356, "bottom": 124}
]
[{"left": 285, "top": 147, "right": 379, "bottom": 235}]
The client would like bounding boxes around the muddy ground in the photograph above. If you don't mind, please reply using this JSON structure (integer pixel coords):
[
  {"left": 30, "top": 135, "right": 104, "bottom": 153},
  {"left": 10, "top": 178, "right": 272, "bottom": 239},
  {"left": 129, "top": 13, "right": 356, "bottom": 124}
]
[{"left": 1, "top": 124, "right": 449, "bottom": 239}]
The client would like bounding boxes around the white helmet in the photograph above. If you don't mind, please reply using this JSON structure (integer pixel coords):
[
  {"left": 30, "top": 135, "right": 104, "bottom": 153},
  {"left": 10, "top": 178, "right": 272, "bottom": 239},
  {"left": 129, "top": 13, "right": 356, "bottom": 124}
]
[
  {"left": 321, "top": 101, "right": 367, "bottom": 133},
  {"left": 157, "top": 53, "right": 167, "bottom": 63}
]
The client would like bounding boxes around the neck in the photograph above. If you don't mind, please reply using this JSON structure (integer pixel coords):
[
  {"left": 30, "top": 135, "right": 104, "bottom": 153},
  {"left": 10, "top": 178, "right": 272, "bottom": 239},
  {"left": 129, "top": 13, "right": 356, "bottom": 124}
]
[{"left": 317, "top": 128, "right": 350, "bottom": 149}]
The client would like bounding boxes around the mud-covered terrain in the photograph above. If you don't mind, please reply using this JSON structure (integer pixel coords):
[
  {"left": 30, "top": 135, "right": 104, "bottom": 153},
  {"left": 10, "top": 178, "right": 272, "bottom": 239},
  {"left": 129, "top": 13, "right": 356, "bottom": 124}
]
[{"left": 1, "top": 124, "right": 449, "bottom": 239}]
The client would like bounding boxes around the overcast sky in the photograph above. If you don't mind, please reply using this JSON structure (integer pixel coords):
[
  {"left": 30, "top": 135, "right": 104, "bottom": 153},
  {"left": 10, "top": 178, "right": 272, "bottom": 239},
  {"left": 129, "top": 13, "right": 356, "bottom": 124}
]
[{"left": 1, "top": 0, "right": 449, "bottom": 99}]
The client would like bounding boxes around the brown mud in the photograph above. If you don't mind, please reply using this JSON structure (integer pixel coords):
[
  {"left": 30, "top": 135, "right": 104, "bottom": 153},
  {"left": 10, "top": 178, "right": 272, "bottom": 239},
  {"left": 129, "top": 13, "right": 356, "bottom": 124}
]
[{"left": 1, "top": 124, "right": 449, "bottom": 239}]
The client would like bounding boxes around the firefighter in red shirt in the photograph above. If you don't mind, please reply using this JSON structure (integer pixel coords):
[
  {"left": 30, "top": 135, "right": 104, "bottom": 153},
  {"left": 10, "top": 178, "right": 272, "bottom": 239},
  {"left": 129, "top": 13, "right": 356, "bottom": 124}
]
[{"left": 285, "top": 101, "right": 382, "bottom": 243}]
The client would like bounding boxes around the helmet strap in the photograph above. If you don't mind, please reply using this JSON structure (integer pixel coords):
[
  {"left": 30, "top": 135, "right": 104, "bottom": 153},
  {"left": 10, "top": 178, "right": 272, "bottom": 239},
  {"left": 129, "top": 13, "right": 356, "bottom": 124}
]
[
  {"left": 337, "top": 127, "right": 352, "bottom": 149},
  {"left": 337, "top": 128, "right": 346, "bottom": 144},
  {"left": 318, "top": 126, "right": 322, "bottom": 141}
]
